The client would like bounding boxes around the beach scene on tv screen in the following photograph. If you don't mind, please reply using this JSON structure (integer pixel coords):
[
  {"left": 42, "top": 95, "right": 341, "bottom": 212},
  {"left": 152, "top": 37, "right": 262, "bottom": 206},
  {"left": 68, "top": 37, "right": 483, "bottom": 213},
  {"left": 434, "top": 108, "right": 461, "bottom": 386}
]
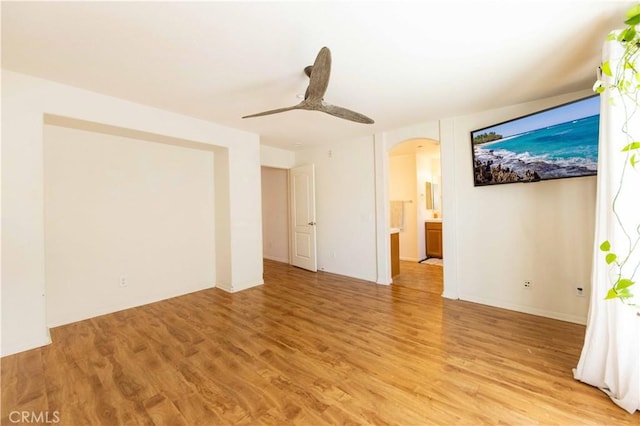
[{"left": 472, "top": 96, "right": 600, "bottom": 186}]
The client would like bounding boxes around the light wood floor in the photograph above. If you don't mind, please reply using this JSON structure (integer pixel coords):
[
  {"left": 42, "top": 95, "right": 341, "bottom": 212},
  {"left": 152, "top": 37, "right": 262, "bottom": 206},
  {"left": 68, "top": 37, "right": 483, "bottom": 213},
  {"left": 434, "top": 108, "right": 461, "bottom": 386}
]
[
  {"left": 2, "top": 260, "right": 637, "bottom": 425},
  {"left": 393, "top": 260, "right": 443, "bottom": 294}
]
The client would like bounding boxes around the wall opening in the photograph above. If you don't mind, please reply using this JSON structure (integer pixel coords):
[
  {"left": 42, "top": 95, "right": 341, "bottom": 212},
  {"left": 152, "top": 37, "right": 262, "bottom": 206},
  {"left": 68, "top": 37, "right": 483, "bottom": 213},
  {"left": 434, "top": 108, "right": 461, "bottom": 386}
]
[{"left": 43, "top": 115, "right": 229, "bottom": 326}]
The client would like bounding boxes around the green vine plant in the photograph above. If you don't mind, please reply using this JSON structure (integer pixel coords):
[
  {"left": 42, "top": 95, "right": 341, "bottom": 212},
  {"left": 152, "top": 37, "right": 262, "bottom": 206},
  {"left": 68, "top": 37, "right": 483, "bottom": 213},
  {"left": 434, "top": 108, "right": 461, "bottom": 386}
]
[{"left": 593, "top": 4, "right": 640, "bottom": 307}]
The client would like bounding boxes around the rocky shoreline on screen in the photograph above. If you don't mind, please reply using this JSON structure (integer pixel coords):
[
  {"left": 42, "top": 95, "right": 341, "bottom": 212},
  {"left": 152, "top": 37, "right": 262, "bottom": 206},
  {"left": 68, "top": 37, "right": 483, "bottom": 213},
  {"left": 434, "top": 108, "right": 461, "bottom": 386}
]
[{"left": 473, "top": 154, "right": 595, "bottom": 185}]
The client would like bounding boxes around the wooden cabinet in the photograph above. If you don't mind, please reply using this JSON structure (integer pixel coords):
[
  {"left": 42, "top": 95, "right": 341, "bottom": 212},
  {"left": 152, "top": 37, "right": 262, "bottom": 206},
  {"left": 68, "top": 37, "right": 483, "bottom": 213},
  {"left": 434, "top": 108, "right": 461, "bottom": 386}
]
[
  {"left": 390, "top": 231, "right": 400, "bottom": 276},
  {"left": 425, "top": 221, "right": 442, "bottom": 259}
]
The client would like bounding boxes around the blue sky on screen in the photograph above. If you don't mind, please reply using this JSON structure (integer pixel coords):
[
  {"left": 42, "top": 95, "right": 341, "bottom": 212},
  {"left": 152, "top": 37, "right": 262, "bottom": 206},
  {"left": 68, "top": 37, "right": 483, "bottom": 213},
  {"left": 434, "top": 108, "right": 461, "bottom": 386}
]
[{"left": 472, "top": 96, "right": 600, "bottom": 138}]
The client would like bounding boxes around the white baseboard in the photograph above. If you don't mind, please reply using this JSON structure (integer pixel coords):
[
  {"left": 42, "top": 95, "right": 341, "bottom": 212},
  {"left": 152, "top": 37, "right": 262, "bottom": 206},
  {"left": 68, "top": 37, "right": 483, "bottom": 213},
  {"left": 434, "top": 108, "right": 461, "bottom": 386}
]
[
  {"left": 218, "top": 278, "right": 264, "bottom": 293},
  {"left": 263, "top": 255, "right": 290, "bottom": 264},
  {"left": 460, "top": 294, "right": 587, "bottom": 325},
  {"left": 47, "top": 283, "right": 217, "bottom": 329},
  {"left": 441, "top": 290, "right": 459, "bottom": 300},
  {"left": 1, "top": 334, "right": 51, "bottom": 357}
]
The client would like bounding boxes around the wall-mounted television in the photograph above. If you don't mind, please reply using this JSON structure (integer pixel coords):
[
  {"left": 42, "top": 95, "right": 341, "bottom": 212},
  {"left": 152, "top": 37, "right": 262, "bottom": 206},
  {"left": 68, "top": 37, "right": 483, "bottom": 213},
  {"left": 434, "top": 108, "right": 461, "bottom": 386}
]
[{"left": 471, "top": 95, "right": 600, "bottom": 186}]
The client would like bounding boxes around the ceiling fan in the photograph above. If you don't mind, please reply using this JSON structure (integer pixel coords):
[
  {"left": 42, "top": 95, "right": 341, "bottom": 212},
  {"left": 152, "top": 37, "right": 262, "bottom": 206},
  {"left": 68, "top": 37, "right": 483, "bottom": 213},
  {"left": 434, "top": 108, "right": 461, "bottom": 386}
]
[{"left": 242, "top": 47, "right": 374, "bottom": 124}]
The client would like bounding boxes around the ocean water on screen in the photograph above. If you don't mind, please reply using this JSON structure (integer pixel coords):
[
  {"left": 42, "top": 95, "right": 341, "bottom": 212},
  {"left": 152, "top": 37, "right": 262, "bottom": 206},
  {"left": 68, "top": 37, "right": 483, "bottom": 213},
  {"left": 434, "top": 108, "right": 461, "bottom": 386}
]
[{"left": 475, "top": 115, "right": 600, "bottom": 171}]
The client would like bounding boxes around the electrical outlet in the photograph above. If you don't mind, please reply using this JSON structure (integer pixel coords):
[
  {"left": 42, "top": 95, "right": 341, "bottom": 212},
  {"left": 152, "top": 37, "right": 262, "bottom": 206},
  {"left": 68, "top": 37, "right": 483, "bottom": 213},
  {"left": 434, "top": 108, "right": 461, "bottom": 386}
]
[
  {"left": 119, "top": 276, "right": 128, "bottom": 287},
  {"left": 523, "top": 280, "right": 532, "bottom": 289},
  {"left": 576, "top": 287, "right": 585, "bottom": 297}
]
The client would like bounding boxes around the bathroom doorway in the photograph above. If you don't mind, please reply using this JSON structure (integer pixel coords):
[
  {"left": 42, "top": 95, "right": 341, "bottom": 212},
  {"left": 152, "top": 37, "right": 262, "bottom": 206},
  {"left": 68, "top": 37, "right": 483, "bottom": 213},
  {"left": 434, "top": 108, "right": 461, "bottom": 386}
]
[{"left": 388, "top": 138, "right": 443, "bottom": 293}]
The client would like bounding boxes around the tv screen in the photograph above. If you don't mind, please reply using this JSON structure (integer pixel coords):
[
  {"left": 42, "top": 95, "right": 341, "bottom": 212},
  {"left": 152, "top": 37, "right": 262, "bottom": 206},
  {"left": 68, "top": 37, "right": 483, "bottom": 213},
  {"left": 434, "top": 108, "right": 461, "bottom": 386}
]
[{"left": 471, "top": 95, "right": 600, "bottom": 186}]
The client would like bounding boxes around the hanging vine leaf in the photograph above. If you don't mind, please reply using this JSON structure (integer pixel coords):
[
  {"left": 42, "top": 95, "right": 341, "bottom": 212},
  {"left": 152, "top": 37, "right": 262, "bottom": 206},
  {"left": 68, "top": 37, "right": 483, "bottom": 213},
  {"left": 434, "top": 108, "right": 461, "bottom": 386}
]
[
  {"left": 618, "top": 288, "right": 633, "bottom": 299},
  {"left": 624, "top": 4, "right": 640, "bottom": 25},
  {"left": 606, "top": 253, "right": 618, "bottom": 264},
  {"left": 600, "top": 240, "right": 611, "bottom": 251},
  {"left": 631, "top": 153, "right": 637, "bottom": 168},
  {"left": 615, "top": 278, "right": 635, "bottom": 290},
  {"left": 618, "top": 25, "right": 637, "bottom": 42},
  {"left": 605, "top": 286, "right": 634, "bottom": 300},
  {"left": 605, "top": 288, "right": 619, "bottom": 299},
  {"left": 602, "top": 60, "right": 613, "bottom": 77},
  {"left": 621, "top": 141, "right": 640, "bottom": 151}
]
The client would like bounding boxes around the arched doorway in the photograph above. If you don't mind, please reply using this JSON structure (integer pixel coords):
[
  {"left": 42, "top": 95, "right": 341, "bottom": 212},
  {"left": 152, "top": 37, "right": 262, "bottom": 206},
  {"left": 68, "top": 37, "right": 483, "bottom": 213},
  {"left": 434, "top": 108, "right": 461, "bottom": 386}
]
[{"left": 388, "top": 138, "right": 443, "bottom": 294}]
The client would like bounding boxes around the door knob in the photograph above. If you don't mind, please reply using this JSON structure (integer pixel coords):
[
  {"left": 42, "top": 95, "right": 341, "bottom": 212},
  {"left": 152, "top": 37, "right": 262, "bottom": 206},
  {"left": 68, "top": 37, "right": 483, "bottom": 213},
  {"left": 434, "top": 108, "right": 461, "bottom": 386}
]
[{"left": 308, "top": 221, "right": 316, "bottom": 226}]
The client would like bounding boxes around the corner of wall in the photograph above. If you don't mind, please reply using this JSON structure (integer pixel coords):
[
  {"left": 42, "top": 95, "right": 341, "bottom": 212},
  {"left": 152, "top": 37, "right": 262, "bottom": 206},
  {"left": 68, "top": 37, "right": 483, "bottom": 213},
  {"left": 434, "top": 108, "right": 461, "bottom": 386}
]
[{"left": 218, "top": 278, "right": 264, "bottom": 293}]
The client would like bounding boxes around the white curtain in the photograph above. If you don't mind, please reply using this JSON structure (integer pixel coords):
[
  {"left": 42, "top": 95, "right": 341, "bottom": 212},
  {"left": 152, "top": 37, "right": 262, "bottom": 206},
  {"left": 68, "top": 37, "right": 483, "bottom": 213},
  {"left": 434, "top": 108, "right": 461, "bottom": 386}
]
[{"left": 573, "top": 35, "right": 640, "bottom": 414}]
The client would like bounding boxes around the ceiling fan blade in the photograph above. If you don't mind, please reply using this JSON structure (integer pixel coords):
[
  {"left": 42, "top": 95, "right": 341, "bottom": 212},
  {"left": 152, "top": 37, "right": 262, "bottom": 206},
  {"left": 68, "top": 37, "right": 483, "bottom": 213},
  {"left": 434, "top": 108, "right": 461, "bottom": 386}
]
[
  {"left": 242, "top": 46, "right": 374, "bottom": 124},
  {"left": 306, "top": 47, "right": 331, "bottom": 101},
  {"left": 242, "top": 104, "right": 300, "bottom": 119},
  {"left": 319, "top": 103, "right": 375, "bottom": 124}
]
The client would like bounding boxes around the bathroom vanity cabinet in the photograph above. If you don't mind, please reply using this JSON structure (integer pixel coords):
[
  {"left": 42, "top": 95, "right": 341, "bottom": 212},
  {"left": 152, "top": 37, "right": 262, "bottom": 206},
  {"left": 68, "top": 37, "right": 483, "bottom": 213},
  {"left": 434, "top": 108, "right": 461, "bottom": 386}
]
[
  {"left": 391, "top": 229, "right": 400, "bottom": 276},
  {"left": 425, "top": 221, "right": 442, "bottom": 259}
]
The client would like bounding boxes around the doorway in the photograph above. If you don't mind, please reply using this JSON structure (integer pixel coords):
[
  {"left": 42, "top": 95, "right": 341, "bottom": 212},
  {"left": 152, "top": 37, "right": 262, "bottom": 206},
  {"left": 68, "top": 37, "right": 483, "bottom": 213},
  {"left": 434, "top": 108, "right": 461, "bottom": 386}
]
[
  {"left": 388, "top": 138, "right": 443, "bottom": 293},
  {"left": 261, "top": 166, "right": 290, "bottom": 264}
]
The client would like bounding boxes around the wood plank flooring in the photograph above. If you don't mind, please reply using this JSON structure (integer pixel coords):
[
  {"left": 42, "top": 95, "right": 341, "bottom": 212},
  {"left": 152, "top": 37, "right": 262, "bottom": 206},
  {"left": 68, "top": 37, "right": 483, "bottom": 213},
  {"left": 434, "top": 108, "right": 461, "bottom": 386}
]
[
  {"left": 2, "top": 259, "right": 637, "bottom": 425},
  {"left": 392, "top": 260, "right": 443, "bottom": 294}
]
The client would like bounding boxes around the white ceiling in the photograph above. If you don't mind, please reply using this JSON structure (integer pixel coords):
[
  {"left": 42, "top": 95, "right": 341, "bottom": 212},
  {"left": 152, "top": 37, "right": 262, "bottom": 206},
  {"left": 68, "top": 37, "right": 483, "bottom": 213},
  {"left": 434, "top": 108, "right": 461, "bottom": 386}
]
[{"left": 1, "top": 1, "right": 633, "bottom": 150}]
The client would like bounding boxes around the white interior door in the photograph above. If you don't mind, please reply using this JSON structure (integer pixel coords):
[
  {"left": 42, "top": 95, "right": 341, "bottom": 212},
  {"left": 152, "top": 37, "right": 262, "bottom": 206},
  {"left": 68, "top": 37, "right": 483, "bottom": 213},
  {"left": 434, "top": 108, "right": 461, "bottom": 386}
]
[{"left": 290, "top": 164, "right": 317, "bottom": 272}]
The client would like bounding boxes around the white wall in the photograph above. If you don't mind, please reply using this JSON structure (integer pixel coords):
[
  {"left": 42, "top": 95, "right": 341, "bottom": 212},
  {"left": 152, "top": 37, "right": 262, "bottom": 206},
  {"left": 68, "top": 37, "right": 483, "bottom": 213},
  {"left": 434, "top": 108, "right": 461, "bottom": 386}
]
[
  {"left": 260, "top": 145, "right": 296, "bottom": 169},
  {"left": 441, "top": 90, "right": 595, "bottom": 324},
  {"left": 417, "top": 152, "right": 442, "bottom": 216},
  {"left": 416, "top": 151, "right": 441, "bottom": 259},
  {"left": 43, "top": 125, "right": 216, "bottom": 326},
  {"left": 295, "top": 137, "right": 377, "bottom": 282},
  {"left": 293, "top": 92, "right": 594, "bottom": 324},
  {"left": 416, "top": 151, "right": 442, "bottom": 260},
  {"left": 261, "top": 167, "right": 289, "bottom": 263},
  {"left": 2, "top": 66, "right": 595, "bottom": 357},
  {"left": 2, "top": 70, "right": 264, "bottom": 356}
]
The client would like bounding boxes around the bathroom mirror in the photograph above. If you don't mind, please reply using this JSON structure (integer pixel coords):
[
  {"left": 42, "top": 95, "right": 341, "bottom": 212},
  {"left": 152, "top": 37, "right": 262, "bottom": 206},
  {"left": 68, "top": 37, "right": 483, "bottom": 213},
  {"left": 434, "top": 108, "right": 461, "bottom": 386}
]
[
  {"left": 432, "top": 183, "right": 440, "bottom": 211},
  {"left": 425, "top": 182, "right": 433, "bottom": 210}
]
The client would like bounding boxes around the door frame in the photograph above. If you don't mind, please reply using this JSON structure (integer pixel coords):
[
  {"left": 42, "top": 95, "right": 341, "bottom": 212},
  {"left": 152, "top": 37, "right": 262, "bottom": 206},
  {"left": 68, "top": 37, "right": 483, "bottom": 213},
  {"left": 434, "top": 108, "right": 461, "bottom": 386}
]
[{"left": 374, "top": 123, "right": 457, "bottom": 299}]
